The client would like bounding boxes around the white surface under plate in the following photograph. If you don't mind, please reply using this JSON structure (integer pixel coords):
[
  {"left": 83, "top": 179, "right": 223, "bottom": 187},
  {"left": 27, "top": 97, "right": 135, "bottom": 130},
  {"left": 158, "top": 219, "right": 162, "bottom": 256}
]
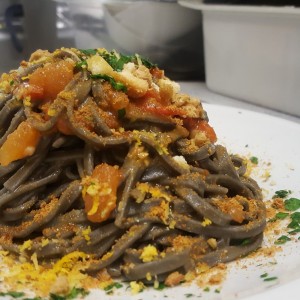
[{"left": 2, "top": 104, "right": 300, "bottom": 300}]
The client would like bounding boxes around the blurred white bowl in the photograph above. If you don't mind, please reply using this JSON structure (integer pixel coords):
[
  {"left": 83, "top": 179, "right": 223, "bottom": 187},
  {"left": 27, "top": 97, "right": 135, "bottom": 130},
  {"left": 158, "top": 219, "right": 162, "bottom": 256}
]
[{"left": 58, "top": 0, "right": 205, "bottom": 79}]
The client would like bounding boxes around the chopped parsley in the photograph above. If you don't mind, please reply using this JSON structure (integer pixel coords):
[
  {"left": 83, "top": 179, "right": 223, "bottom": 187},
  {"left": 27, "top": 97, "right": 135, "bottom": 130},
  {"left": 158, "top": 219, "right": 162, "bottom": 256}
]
[
  {"left": 269, "top": 212, "right": 289, "bottom": 222},
  {"left": 154, "top": 282, "right": 166, "bottom": 290},
  {"left": 75, "top": 60, "right": 87, "bottom": 69},
  {"left": 274, "top": 235, "right": 291, "bottom": 245},
  {"left": 287, "top": 212, "right": 300, "bottom": 229},
  {"left": 203, "top": 287, "right": 210, "bottom": 292},
  {"left": 104, "top": 282, "right": 123, "bottom": 294},
  {"left": 284, "top": 197, "right": 300, "bottom": 211},
  {"left": 288, "top": 228, "right": 300, "bottom": 235},
  {"left": 260, "top": 273, "right": 268, "bottom": 278},
  {"left": 263, "top": 276, "right": 278, "bottom": 282},
  {"left": 272, "top": 189, "right": 292, "bottom": 199},
  {"left": 90, "top": 74, "right": 127, "bottom": 92},
  {"left": 117, "top": 108, "right": 126, "bottom": 119},
  {"left": 0, "top": 291, "right": 25, "bottom": 298},
  {"left": 249, "top": 156, "right": 258, "bottom": 164},
  {"left": 291, "top": 211, "right": 300, "bottom": 222},
  {"left": 50, "top": 287, "right": 89, "bottom": 300},
  {"left": 240, "top": 238, "right": 251, "bottom": 245},
  {"left": 184, "top": 293, "right": 194, "bottom": 298},
  {"left": 260, "top": 273, "right": 278, "bottom": 282},
  {"left": 101, "top": 52, "right": 132, "bottom": 72},
  {"left": 100, "top": 51, "right": 156, "bottom": 71},
  {"left": 140, "top": 56, "right": 157, "bottom": 69},
  {"left": 287, "top": 220, "right": 300, "bottom": 229},
  {"left": 80, "top": 49, "right": 98, "bottom": 56}
]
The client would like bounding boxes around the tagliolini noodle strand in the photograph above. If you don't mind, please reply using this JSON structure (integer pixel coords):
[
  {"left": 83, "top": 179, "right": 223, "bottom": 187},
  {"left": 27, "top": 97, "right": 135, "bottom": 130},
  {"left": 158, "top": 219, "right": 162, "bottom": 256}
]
[{"left": 0, "top": 48, "right": 266, "bottom": 294}]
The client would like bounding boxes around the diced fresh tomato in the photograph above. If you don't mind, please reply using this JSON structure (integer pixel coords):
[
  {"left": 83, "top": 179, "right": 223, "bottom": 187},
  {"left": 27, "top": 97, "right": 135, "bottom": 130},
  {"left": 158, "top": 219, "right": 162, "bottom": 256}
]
[
  {"left": 143, "top": 87, "right": 162, "bottom": 103},
  {"left": 150, "top": 67, "right": 164, "bottom": 80},
  {"left": 56, "top": 116, "right": 74, "bottom": 135},
  {"left": 0, "top": 121, "right": 41, "bottom": 166},
  {"left": 17, "top": 84, "right": 44, "bottom": 101},
  {"left": 82, "top": 163, "right": 123, "bottom": 223},
  {"left": 133, "top": 94, "right": 185, "bottom": 117},
  {"left": 29, "top": 60, "right": 74, "bottom": 101},
  {"left": 184, "top": 118, "right": 217, "bottom": 143}
]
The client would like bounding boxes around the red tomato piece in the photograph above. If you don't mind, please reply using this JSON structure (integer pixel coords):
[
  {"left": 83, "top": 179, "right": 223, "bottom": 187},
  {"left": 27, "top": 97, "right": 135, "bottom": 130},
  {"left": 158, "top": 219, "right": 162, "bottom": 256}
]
[{"left": 184, "top": 118, "right": 217, "bottom": 143}]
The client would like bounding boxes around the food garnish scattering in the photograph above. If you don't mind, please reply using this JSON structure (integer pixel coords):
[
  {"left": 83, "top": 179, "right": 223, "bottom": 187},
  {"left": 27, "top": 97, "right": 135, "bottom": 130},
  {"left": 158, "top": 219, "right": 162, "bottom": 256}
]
[{"left": 0, "top": 48, "right": 266, "bottom": 296}]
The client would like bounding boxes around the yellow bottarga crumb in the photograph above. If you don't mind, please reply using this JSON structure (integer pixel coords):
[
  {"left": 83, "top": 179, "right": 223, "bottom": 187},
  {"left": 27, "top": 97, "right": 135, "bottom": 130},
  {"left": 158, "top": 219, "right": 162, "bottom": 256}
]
[
  {"left": 136, "top": 182, "right": 171, "bottom": 202},
  {"left": 82, "top": 226, "right": 92, "bottom": 242},
  {"left": 23, "top": 96, "right": 32, "bottom": 107},
  {"left": 140, "top": 245, "right": 158, "bottom": 263},
  {"left": 146, "top": 272, "right": 152, "bottom": 281},
  {"left": 130, "top": 281, "right": 145, "bottom": 294},
  {"left": 19, "top": 240, "right": 33, "bottom": 252},
  {"left": 201, "top": 218, "right": 212, "bottom": 227}
]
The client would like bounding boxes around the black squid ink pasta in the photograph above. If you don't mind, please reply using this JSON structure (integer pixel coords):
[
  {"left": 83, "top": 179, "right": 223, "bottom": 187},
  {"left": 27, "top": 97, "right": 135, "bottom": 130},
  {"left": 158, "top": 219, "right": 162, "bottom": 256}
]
[{"left": 0, "top": 48, "right": 266, "bottom": 294}]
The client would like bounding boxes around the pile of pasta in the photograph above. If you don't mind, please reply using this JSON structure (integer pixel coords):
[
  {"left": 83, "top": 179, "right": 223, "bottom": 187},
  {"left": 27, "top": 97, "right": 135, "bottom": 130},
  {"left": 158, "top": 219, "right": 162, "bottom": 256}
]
[{"left": 0, "top": 48, "right": 265, "bottom": 290}]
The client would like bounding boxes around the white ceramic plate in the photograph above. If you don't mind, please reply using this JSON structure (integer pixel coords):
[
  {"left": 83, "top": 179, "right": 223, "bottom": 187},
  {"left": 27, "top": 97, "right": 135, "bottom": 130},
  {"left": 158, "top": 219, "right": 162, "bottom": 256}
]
[{"left": 79, "top": 104, "right": 300, "bottom": 300}]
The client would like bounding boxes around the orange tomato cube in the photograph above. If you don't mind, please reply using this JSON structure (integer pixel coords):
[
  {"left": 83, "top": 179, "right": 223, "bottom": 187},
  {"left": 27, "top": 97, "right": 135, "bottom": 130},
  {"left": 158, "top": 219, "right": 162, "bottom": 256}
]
[
  {"left": 82, "top": 163, "right": 123, "bottom": 223},
  {"left": 0, "top": 121, "right": 41, "bottom": 166}
]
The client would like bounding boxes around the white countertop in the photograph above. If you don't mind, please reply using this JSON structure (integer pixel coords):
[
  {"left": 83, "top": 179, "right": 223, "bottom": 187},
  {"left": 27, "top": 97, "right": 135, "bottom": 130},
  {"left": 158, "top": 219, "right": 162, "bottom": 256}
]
[{"left": 179, "top": 81, "right": 300, "bottom": 125}]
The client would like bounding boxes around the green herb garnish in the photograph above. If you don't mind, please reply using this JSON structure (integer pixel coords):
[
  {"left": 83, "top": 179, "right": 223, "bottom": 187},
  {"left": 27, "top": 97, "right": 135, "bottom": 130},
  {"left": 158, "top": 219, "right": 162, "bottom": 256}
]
[
  {"left": 0, "top": 291, "right": 25, "bottom": 298},
  {"left": 250, "top": 156, "right": 258, "bottom": 164},
  {"left": 80, "top": 49, "right": 98, "bottom": 56},
  {"left": 154, "top": 283, "right": 166, "bottom": 290},
  {"left": 49, "top": 293, "right": 65, "bottom": 300},
  {"left": 287, "top": 212, "right": 300, "bottom": 229},
  {"left": 104, "top": 282, "right": 123, "bottom": 293},
  {"left": 101, "top": 52, "right": 132, "bottom": 72},
  {"left": 75, "top": 60, "right": 87, "bottom": 69},
  {"left": 117, "top": 108, "right": 126, "bottom": 119},
  {"left": 90, "top": 74, "right": 127, "bottom": 92},
  {"left": 203, "top": 287, "right": 210, "bottom": 292},
  {"left": 240, "top": 238, "right": 251, "bottom": 245},
  {"left": 288, "top": 228, "right": 300, "bottom": 234},
  {"left": 291, "top": 211, "right": 300, "bottom": 222},
  {"left": 287, "top": 220, "right": 300, "bottom": 229},
  {"left": 274, "top": 235, "right": 291, "bottom": 245},
  {"left": 140, "top": 56, "right": 157, "bottom": 69},
  {"left": 67, "top": 287, "right": 89, "bottom": 299},
  {"left": 284, "top": 198, "right": 300, "bottom": 211},
  {"left": 272, "top": 189, "right": 292, "bottom": 199},
  {"left": 100, "top": 51, "right": 156, "bottom": 72},
  {"left": 269, "top": 212, "right": 289, "bottom": 222},
  {"left": 260, "top": 273, "right": 278, "bottom": 282},
  {"left": 184, "top": 293, "right": 194, "bottom": 298},
  {"left": 263, "top": 277, "right": 278, "bottom": 282},
  {"left": 50, "top": 287, "right": 89, "bottom": 300}
]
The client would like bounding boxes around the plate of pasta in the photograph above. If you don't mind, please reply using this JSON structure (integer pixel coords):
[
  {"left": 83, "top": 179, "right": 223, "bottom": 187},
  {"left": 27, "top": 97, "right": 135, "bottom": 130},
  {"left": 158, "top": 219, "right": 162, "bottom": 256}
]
[{"left": 0, "top": 47, "right": 299, "bottom": 300}]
